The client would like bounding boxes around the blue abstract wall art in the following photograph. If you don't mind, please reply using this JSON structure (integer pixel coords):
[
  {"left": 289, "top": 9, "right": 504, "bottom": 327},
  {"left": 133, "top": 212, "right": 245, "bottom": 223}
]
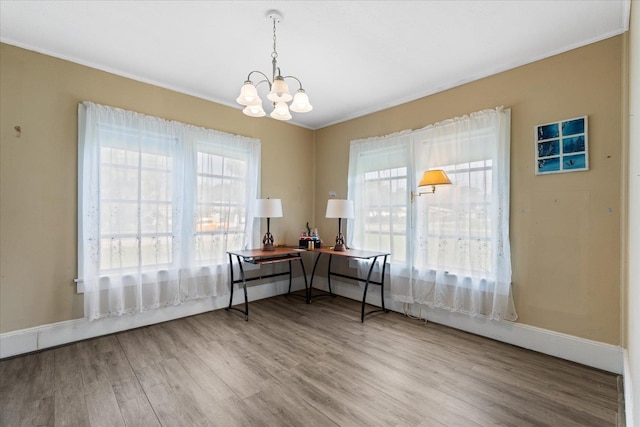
[{"left": 535, "top": 116, "right": 588, "bottom": 175}]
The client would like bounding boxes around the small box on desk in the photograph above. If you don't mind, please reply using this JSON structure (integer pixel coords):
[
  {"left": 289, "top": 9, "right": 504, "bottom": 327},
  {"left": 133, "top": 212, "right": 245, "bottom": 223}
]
[{"left": 299, "top": 237, "right": 321, "bottom": 249}]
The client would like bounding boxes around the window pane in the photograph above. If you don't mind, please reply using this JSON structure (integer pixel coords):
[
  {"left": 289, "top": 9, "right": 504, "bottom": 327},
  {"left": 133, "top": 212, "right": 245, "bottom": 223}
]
[
  {"left": 100, "top": 237, "right": 139, "bottom": 270},
  {"left": 224, "top": 157, "right": 246, "bottom": 177},
  {"left": 392, "top": 235, "right": 406, "bottom": 263},
  {"left": 195, "top": 234, "right": 224, "bottom": 261},
  {"left": 140, "top": 202, "right": 172, "bottom": 234},
  {"left": 141, "top": 152, "right": 172, "bottom": 170},
  {"left": 141, "top": 236, "right": 171, "bottom": 267},
  {"left": 101, "top": 202, "right": 138, "bottom": 235},
  {"left": 101, "top": 164, "right": 138, "bottom": 200},
  {"left": 198, "top": 175, "right": 223, "bottom": 199},
  {"left": 141, "top": 169, "right": 171, "bottom": 201},
  {"left": 196, "top": 151, "right": 249, "bottom": 263},
  {"left": 359, "top": 165, "right": 408, "bottom": 263}
]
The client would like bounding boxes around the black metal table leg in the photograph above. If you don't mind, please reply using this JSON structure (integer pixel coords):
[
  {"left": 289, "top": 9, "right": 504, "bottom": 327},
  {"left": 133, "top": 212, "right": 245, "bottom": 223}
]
[
  {"left": 238, "top": 255, "right": 249, "bottom": 320},
  {"left": 380, "top": 255, "right": 388, "bottom": 312},
  {"left": 360, "top": 255, "right": 390, "bottom": 322},
  {"left": 284, "top": 258, "right": 310, "bottom": 303},
  {"left": 298, "top": 258, "right": 309, "bottom": 303},
  {"left": 327, "top": 254, "right": 334, "bottom": 296},
  {"left": 361, "top": 257, "right": 378, "bottom": 322},
  {"left": 287, "top": 260, "right": 293, "bottom": 295},
  {"left": 308, "top": 252, "right": 322, "bottom": 302},
  {"left": 226, "top": 254, "right": 249, "bottom": 320},
  {"left": 226, "top": 253, "right": 234, "bottom": 310}
]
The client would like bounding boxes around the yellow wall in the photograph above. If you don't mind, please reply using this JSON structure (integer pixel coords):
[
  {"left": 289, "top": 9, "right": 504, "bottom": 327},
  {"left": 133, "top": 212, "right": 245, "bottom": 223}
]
[
  {"left": 0, "top": 35, "right": 624, "bottom": 346},
  {"left": 315, "top": 36, "right": 623, "bottom": 345},
  {"left": 0, "top": 43, "right": 314, "bottom": 333}
]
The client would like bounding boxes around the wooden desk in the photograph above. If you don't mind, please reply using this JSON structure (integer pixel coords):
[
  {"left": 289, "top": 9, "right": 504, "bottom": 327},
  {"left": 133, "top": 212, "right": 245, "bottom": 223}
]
[
  {"left": 227, "top": 247, "right": 308, "bottom": 320},
  {"left": 308, "top": 247, "right": 390, "bottom": 322}
]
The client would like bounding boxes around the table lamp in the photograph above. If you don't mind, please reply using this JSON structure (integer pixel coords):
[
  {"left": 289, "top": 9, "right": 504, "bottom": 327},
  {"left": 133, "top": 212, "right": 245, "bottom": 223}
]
[
  {"left": 255, "top": 198, "right": 283, "bottom": 251},
  {"left": 325, "top": 199, "right": 354, "bottom": 252}
]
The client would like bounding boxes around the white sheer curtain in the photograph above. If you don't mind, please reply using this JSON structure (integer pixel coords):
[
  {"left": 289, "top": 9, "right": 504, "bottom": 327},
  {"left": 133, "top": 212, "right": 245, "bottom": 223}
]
[
  {"left": 347, "top": 131, "right": 411, "bottom": 261},
  {"left": 405, "top": 108, "right": 515, "bottom": 320},
  {"left": 78, "top": 102, "right": 260, "bottom": 320},
  {"left": 346, "top": 131, "right": 411, "bottom": 282},
  {"left": 348, "top": 107, "right": 516, "bottom": 321}
]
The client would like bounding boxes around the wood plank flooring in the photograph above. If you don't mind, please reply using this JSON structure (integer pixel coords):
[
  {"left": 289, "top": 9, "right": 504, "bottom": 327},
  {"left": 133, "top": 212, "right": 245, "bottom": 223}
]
[{"left": 0, "top": 294, "right": 621, "bottom": 426}]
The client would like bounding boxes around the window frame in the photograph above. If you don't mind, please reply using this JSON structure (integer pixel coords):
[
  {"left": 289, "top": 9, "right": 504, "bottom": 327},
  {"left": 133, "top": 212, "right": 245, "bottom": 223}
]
[
  {"left": 77, "top": 102, "right": 261, "bottom": 294},
  {"left": 348, "top": 111, "right": 508, "bottom": 282}
]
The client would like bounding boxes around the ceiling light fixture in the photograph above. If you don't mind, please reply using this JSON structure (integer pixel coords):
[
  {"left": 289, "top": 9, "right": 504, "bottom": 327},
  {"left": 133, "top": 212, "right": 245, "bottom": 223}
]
[{"left": 236, "top": 10, "right": 313, "bottom": 121}]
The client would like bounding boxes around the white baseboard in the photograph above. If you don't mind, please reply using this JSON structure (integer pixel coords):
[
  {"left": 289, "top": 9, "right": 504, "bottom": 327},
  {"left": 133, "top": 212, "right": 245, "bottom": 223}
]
[
  {"left": 1, "top": 276, "right": 624, "bottom": 376},
  {"left": 0, "top": 278, "right": 303, "bottom": 359},
  {"left": 310, "top": 277, "right": 624, "bottom": 375},
  {"left": 624, "top": 349, "right": 635, "bottom": 427}
]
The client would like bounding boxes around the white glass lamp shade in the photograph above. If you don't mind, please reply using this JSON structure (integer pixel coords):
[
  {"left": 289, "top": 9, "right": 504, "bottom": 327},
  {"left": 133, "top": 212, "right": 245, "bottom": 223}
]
[
  {"left": 270, "top": 102, "right": 292, "bottom": 121},
  {"left": 236, "top": 82, "right": 261, "bottom": 106},
  {"left": 325, "top": 199, "right": 354, "bottom": 219},
  {"left": 267, "top": 77, "right": 293, "bottom": 103},
  {"left": 290, "top": 89, "right": 313, "bottom": 113},
  {"left": 418, "top": 169, "right": 452, "bottom": 187},
  {"left": 243, "top": 104, "right": 266, "bottom": 117},
  {"left": 255, "top": 198, "right": 283, "bottom": 218}
]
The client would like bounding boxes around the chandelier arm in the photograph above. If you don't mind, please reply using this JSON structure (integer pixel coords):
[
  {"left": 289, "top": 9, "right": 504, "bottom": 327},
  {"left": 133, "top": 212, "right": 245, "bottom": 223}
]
[
  {"left": 282, "top": 75, "right": 304, "bottom": 91},
  {"left": 254, "top": 79, "right": 272, "bottom": 90},
  {"left": 246, "top": 70, "right": 272, "bottom": 84}
]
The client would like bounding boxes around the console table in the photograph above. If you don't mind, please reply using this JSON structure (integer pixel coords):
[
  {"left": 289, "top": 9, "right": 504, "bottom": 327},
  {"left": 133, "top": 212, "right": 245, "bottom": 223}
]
[
  {"left": 308, "top": 247, "right": 390, "bottom": 322},
  {"left": 227, "top": 247, "right": 308, "bottom": 320}
]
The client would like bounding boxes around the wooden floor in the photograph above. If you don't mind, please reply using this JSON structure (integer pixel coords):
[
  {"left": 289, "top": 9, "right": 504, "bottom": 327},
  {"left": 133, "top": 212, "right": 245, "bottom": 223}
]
[{"left": 0, "top": 294, "right": 621, "bottom": 426}]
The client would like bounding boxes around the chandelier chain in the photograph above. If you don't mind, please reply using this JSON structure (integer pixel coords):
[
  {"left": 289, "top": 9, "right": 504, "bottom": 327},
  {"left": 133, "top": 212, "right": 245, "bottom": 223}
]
[{"left": 271, "top": 17, "right": 278, "bottom": 60}]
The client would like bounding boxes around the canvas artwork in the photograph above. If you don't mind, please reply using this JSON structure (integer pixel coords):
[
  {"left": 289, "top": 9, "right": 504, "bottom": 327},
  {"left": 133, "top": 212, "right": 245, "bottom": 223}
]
[{"left": 535, "top": 116, "right": 588, "bottom": 175}]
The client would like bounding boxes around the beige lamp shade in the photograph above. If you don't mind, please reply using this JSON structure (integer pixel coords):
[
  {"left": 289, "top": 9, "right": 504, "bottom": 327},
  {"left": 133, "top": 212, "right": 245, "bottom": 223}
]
[
  {"left": 255, "top": 198, "right": 283, "bottom": 218},
  {"left": 326, "top": 199, "right": 354, "bottom": 219},
  {"left": 418, "top": 169, "right": 452, "bottom": 187}
]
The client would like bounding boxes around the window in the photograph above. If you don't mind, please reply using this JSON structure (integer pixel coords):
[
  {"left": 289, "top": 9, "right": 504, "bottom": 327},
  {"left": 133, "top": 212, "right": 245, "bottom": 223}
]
[
  {"left": 348, "top": 108, "right": 516, "bottom": 321},
  {"left": 78, "top": 102, "right": 260, "bottom": 320},
  {"left": 348, "top": 131, "right": 411, "bottom": 265},
  {"left": 362, "top": 167, "right": 408, "bottom": 262},
  {"left": 98, "top": 128, "right": 176, "bottom": 273},
  {"left": 195, "top": 149, "right": 250, "bottom": 264},
  {"left": 416, "top": 160, "right": 493, "bottom": 276}
]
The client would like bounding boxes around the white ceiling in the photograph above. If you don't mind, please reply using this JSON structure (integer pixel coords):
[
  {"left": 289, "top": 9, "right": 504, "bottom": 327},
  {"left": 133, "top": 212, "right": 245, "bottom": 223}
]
[{"left": 0, "top": 1, "right": 630, "bottom": 130}]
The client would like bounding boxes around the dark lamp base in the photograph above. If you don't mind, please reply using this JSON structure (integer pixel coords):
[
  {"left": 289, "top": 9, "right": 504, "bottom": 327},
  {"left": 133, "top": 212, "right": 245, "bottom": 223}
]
[
  {"left": 333, "top": 232, "right": 346, "bottom": 251},
  {"left": 262, "top": 231, "right": 275, "bottom": 251}
]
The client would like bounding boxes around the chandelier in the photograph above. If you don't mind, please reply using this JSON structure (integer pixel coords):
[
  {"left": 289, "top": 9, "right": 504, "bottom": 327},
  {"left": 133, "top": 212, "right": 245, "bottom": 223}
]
[{"left": 235, "top": 10, "right": 313, "bottom": 121}]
